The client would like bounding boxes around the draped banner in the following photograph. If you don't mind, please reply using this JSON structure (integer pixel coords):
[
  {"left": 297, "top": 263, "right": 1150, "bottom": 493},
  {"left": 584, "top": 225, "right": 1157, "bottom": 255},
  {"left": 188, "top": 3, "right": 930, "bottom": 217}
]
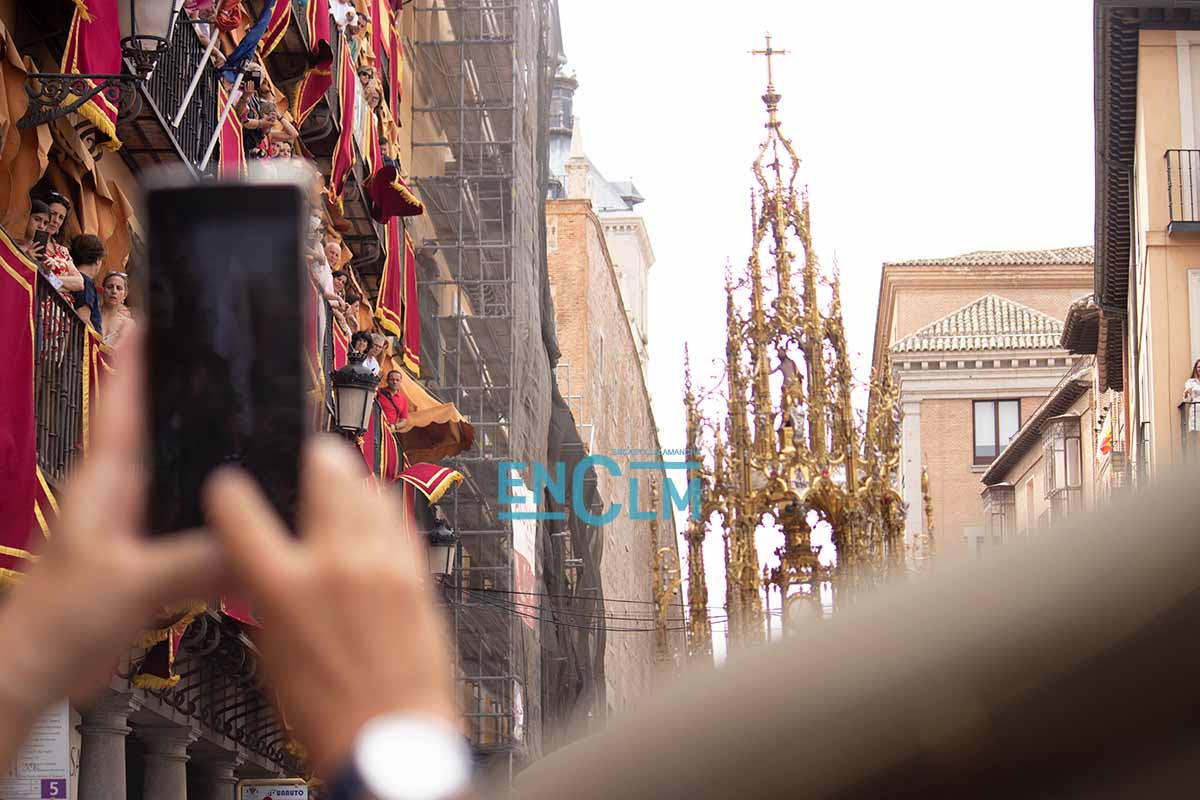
[
  {"left": 133, "top": 603, "right": 207, "bottom": 689},
  {"left": 329, "top": 39, "right": 357, "bottom": 208},
  {"left": 402, "top": 229, "right": 420, "bottom": 375},
  {"left": 374, "top": 218, "right": 403, "bottom": 339},
  {"left": 60, "top": 0, "right": 123, "bottom": 150},
  {"left": 388, "top": 2, "right": 403, "bottom": 113},
  {"left": 398, "top": 463, "right": 463, "bottom": 504},
  {"left": 359, "top": 403, "right": 403, "bottom": 482},
  {"left": 292, "top": 0, "right": 333, "bottom": 127},
  {"left": 261, "top": 0, "right": 294, "bottom": 58},
  {"left": 217, "top": 83, "right": 246, "bottom": 180},
  {"left": 0, "top": 227, "right": 39, "bottom": 581},
  {"left": 82, "top": 326, "right": 112, "bottom": 457},
  {"left": 369, "top": 0, "right": 386, "bottom": 67},
  {"left": 332, "top": 315, "right": 349, "bottom": 370}
]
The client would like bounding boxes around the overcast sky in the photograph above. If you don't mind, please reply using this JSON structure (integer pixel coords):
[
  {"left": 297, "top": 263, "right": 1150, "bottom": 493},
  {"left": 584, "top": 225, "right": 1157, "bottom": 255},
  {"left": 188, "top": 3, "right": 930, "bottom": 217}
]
[{"left": 556, "top": 0, "right": 1096, "bottom": 655}]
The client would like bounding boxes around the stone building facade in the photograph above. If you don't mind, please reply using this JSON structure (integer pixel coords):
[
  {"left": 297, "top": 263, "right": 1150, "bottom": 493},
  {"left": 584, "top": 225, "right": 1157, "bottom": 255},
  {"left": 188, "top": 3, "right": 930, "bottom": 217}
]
[
  {"left": 546, "top": 117, "right": 684, "bottom": 713},
  {"left": 870, "top": 248, "right": 1094, "bottom": 559}
]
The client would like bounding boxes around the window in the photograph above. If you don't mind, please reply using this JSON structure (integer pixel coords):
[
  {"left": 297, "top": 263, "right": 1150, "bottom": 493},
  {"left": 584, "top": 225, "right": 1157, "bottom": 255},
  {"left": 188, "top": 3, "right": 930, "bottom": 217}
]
[{"left": 973, "top": 399, "right": 1021, "bottom": 465}]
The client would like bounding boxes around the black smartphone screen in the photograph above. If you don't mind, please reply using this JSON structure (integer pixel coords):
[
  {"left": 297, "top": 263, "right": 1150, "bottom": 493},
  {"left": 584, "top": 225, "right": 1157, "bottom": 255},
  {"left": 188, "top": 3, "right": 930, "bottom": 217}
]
[{"left": 145, "top": 182, "right": 307, "bottom": 535}]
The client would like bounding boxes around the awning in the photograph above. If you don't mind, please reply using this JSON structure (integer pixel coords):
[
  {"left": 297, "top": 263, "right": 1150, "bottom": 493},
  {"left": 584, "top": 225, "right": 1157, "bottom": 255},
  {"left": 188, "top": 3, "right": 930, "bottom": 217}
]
[
  {"left": 394, "top": 367, "right": 475, "bottom": 463},
  {"left": 398, "top": 462, "right": 464, "bottom": 504}
]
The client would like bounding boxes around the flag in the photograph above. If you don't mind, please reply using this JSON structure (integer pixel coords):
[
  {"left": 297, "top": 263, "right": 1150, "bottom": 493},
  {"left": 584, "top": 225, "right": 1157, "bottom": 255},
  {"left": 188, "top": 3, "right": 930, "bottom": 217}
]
[
  {"left": 329, "top": 40, "right": 357, "bottom": 207},
  {"left": 369, "top": 0, "right": 386, "bottom": 67},
  {"left": 398, "top": 463, "right": 463, "bottom": 504},
  {"left": 261, "top": 0, "right": 293, "bottom": 58},
  {"left": 292, "top": 0, "right": 333, "bottom": 127},
  {"left": 402, "top": 228, "right": 421, "bottom": 375},
  {"left": 218, "top": 0, "right": 287, "bottom": 83},
  {"left": 59, "top": 0, "right": 123, "bottom": 150},
  {"left": 0, "top": 226, "right": 40, "bottom": 582},
  {"left": 1098, "top": 411, "right": 1113, "bottom": 460},
  {"left": 216, "top": 83, "right": 246, "bottom": 179},
  {"left": 388, "top": 2, "right": 403, "bottom": 112}
]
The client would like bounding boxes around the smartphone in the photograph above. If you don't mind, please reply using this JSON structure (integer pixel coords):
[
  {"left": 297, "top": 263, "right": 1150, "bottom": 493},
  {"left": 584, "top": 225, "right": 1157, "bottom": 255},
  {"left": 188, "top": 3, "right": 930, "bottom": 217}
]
[
  {"left": 143, "top": 170, "right": 309, "bottom": 536},
  {"left": 32, "top": 229, "right": 49, "bottom": 248}
]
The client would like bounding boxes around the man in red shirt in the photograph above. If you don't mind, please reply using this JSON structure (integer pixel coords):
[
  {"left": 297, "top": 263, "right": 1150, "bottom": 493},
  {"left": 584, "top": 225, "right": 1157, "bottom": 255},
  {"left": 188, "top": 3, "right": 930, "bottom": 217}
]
[{"left": 377, "top": 370, "right": 411, "bottom": 433}]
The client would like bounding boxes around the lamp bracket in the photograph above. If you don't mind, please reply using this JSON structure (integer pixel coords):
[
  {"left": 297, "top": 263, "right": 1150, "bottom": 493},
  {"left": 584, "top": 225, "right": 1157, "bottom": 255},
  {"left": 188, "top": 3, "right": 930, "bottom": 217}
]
[{"left": 18, "top": 72, "right": 146, "bottom": 130}]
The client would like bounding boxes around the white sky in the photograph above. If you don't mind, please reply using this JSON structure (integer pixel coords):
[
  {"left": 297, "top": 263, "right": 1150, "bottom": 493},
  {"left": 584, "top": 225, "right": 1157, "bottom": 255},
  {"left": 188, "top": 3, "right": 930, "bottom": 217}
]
[{"left": 557, "top": 0, "right": 1096, "bottom": 656}]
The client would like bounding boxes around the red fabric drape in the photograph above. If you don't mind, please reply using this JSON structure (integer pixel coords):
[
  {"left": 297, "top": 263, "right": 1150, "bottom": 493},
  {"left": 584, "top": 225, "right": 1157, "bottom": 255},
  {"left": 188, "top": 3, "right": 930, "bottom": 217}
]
[
  {"left": 387, "top": 4, "right": 403, "bottom": 113},
  {"left": 328, "top": 39, "right": 357, "bottom": 208},
  {"left": 292, "top": 0, "right": 332, "bottom": 127},
  {"left": 374, "top": 218, "right": 403, "bottom": 340},
  {"left": 261, "top": 0, "right": 293, "bottom": 58},
  {"left": 0, "top": 227, "right": 40, "bottom": 580},
  {"left": 217, "top": 83, "right": 246, "bottom": 180},
  {"left": 402, "top": 228, "right": 420, "bottom": 375},
  {"left": 60, "top": 0, "right": 123, "bottom": 149}
]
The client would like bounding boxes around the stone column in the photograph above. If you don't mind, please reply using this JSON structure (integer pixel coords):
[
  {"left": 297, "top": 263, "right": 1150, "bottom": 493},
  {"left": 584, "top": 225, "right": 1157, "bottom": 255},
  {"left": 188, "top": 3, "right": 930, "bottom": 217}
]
[
  {"left": 901, "top": 399, "right": 924, "bottom": 548},
  {"left": 193, "top": 755, "right": 243, "bottom": 800},
  {"left": 78, "top": 693, "right": 140, "bottom": 800},
  {"left": 138, "top": 726, "right": 197, "bottom": 800}
]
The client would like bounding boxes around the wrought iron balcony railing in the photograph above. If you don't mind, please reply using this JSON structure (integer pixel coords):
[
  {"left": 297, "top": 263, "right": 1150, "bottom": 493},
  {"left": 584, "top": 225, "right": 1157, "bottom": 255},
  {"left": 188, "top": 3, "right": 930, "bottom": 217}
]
[
  {"left": 130, "top": 12, "right": 219, "bottom": 173},
  {"left": 1166, "top": 150, "right": 1200, "bottom": 234},
  {"left": 33, "top": 272, "right": 86, "bottom": 485},
  {"left": 1180, "top": 401, "right": 1200, "bottom": 460}
]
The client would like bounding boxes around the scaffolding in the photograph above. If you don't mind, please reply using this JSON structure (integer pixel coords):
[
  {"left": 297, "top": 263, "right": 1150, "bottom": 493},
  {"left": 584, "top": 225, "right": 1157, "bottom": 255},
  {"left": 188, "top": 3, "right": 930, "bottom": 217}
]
[{"left": 410, "top": 0, "right": 559, "bottom": 776}]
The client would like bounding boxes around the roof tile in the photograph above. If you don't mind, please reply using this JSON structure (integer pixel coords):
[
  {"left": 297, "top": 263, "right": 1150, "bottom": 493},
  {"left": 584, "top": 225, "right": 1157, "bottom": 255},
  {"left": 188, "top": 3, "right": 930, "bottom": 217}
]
[
  {"left": 885, "top": 246, "right": 1094, "bottom": 268},
  {"left": 891, "top": 295, "right": 1065, "bottom": 355}
]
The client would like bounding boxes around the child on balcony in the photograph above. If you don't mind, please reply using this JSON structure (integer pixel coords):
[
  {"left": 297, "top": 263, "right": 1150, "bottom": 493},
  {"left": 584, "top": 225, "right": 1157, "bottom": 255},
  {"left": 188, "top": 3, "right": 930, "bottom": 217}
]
[{"left": 1184, "top": 359, "right": 1200, "bottom": 433}]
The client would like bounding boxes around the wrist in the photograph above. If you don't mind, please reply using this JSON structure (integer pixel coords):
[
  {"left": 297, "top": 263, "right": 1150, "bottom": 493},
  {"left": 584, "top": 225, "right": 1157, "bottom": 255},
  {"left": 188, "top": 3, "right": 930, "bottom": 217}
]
[{"left": 328, "top": 713, "right": 471, "bottom": 800}]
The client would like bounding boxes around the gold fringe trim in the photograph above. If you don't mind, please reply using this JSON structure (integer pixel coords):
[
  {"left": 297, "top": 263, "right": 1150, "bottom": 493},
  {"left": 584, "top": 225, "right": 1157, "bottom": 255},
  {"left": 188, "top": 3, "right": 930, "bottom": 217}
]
[
  {"left": 64, "top": 92, "right": 123, "bottom": 151},
  {"left": 389, "top": 176, "right": 425, "bottom": 214},
  {"left": 139, "top": 601, "right": 207, "bottom": 648},
  {"left": 132, "top": 673, "right": 180, "bottom": 690}
]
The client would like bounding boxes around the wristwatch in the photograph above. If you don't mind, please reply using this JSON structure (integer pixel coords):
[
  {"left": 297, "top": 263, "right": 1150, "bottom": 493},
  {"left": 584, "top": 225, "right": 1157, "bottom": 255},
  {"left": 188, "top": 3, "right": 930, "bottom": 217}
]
[{"left": 327, "top": 714, "right": 473, "bottom": 800}]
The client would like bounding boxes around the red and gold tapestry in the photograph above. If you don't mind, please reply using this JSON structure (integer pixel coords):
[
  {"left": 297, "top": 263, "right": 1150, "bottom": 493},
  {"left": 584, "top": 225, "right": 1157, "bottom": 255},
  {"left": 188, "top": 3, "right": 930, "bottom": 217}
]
[
  {"left": 292, "top": 0, "right": 333, "bottom": 127},
  {"left": 261, "top": 0, "right": 293, "bottom": 58},
  {"left": 398, "top": 463, "right": 463, "bottom": 505},
  {"left": 374, "top": 217, "right": 403, "bottom": 340},
  {"left": 59, "top": 0, "right": 123, "bottom": 150},
  {"left": 332, "top": 314, "right": 349, "bottom": 370},
  {"left": 359, "top": 403, "right": 403, "bottom": 483},
  {"left": 328, "top": 39, "right": 357, "bottom": 208},
  {"left": 82, "top": 326, "right": 113, "bottom": 458},
  {"left": 387, "top": 2, "right": 403, "bottom": 113},
  {"left": 0, "top": 226, "right": 40, "bottom": 581},
  {"left": 217, "top": 83, "right": 246, "bottom": 180},
  {"left": 402, "top": 228, "right": 421, "bottom": 375}
]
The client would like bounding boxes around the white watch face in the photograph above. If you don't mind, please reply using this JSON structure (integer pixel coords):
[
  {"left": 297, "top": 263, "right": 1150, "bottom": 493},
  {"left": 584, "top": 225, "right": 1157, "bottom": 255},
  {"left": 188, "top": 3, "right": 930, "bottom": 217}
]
[{"left": 355, "top": 714, "right": 472, "bottom": 800}]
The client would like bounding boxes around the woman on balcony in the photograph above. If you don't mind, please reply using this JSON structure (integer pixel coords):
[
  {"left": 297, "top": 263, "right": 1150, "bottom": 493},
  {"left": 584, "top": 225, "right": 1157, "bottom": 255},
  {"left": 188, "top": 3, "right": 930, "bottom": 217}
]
[
  {"left": 40, "top": 192, "right": 84, "bottom": 303},
  {"left": 99, "top": 272, "right": 136, "bottom": 349}
]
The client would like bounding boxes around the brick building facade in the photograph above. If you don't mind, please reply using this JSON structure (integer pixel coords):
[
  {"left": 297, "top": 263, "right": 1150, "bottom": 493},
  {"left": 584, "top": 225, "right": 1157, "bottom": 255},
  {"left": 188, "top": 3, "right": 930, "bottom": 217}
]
[{"left": 871, "top": 248, "right": 1093, "bottom": 559}]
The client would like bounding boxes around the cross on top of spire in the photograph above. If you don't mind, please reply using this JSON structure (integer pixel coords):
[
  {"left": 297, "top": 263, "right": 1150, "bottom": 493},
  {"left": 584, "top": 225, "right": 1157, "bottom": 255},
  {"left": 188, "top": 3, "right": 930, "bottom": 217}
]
[
  {"left": 749, "top": 32, "right": 788, "bottom": 128},
  {"left": 750, "top": 32, "right": 788, "bottom": 90}
]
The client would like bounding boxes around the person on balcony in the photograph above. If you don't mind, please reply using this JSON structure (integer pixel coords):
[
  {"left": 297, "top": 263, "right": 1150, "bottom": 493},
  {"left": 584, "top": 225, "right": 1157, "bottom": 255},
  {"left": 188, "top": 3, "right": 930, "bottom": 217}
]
[
  {"left": 343, "top": 291, "right": 361, "bottom": 334},
  {"left": 365, "top": 334, "right": 386, "bottom": 378},
  {"left": 99, "top": 272, "right": 136, "bottom": 349},
  {"left": 15, "top": 199, "right": 50, "bottom": 263},
  {"left": 350, "top": 331, "right": 372, "bottom": 360},
  {"left": 378, "top": 370, "right": 412, "bottom": 434},
  {"left": 237, "top": 68, "right": 276, "bottom": 158},
  {"left": 325, "top": 239, "right": 345, "bottom": 272},
  {"left": 68, "top": 234, "right": 105, "bottom": 335},
  {"left": 40, "top": 192, "right": 85, "bottom": 303},
  {"left": 1184, "top": 359, "right": 1200, "bottom": 434},
  {"left": 331, "top": 269, "right": 349, "bottom": 300}
]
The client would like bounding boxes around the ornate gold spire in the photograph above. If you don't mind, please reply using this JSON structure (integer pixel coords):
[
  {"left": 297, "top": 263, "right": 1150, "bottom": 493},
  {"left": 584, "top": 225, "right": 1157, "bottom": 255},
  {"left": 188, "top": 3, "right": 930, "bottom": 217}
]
[
  {"left": 684, "top": 35, "right": 914, "bottom": 650},
  {"left": 682, "top": 346, "right": 713, "bottom": 664}
]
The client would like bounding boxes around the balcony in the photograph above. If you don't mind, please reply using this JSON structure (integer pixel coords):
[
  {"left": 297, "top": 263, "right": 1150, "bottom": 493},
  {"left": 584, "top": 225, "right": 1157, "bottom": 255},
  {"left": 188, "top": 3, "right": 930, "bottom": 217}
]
[
  {"left": 33, "top": 273, "right": 87, "bottom": 485},
  {"left": 1180, "top": 401, "right": 1200, "bottom": 461},
  {"left": 1165, "top": 150, "right": 1200, "bottom": 234}
]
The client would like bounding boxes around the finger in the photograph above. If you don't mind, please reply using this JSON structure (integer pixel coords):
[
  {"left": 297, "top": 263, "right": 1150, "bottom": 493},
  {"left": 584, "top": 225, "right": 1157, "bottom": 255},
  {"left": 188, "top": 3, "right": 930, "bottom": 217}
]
[
  {"left": 204, "top": 468, "right": 298, "bottom": 598},
  {"left": 301, "top": 436, "right": 376, "bottom": 549},
  {"left": 138, "top": 533, "right": 225, "bottom": 605},
  {"left": 92, "top": 326, "right": 145, "bottom": 464}
]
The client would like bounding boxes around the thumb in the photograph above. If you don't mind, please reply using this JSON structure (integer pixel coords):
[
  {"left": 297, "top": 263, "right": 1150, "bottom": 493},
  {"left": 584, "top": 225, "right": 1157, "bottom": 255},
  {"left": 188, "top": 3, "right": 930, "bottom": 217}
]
[{"left": 138, "top": 533, "right": 225, "bottom": 606}]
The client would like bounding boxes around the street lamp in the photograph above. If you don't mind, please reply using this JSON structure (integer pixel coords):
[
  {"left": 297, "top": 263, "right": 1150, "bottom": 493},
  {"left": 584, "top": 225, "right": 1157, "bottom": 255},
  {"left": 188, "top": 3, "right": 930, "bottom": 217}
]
[
  {"left": 330, "top": 356, "right": 378, "bottom": 438},
  {"left": 19, "top": 0, "right": 178, "bottom": 130},
  {"left": 427, "top": 513, "right": 458, "bottom": 579}
]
